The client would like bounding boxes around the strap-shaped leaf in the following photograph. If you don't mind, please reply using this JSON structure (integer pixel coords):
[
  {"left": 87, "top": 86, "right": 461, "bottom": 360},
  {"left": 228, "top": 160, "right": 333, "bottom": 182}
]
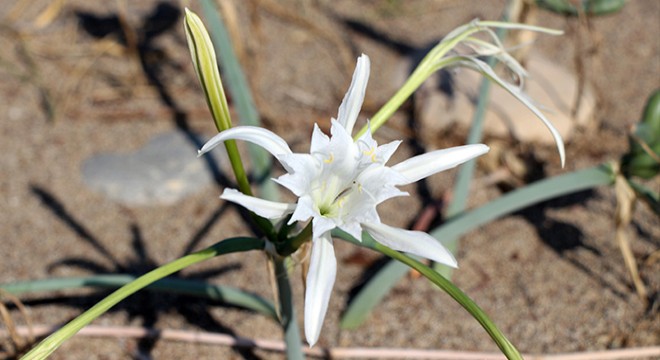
[{"left": 21, "top": 237, "right": 265, "bottom": 360}]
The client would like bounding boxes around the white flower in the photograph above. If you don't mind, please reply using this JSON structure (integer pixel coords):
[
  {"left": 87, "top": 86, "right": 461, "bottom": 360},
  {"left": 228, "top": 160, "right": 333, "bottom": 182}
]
[{"left": 198, "top": 54, "right": 489, "bottom": 346}]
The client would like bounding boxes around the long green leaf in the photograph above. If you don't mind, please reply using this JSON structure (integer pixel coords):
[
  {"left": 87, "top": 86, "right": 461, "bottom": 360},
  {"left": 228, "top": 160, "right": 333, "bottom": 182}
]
[
  {"left": 273, "top": 257, "right": 304, "bottom": 360},
  {"left": 21, "top": 237, "right": 264, "bottom": 360},
  {"left": 339, "top": 230, "right": 523, "bottom": 360},
  {"left": 535, "top": 0, "right": 626, "bottom": 16},
  {"left": 432, "top": 164, "right": 614, "bottom": 239},
  {"left": 2, "top": 275, "right": 276, "bottom": 321},
  {"left": 340, "top": 164, "right": 614, "bottom": 329}
]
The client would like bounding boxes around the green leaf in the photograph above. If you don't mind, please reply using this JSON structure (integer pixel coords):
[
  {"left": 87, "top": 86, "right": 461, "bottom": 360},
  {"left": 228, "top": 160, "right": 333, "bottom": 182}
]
[
  {"left": 535, "top": 0, "right": 626, "bottom": 16},
  {"left": 340, "top": 164, "right": 614, "bottom": 329},
  {"left": 21, "top": 237, "right": 264, "bottom": 360},
  {"left": 622, "top": 89, "right": 660, "bottom": 179},
  {"left": 273, "top": 257, "right": 304, "bottom": 360},
  {"left": 2, "top": 275, "right": 277, "bottom": 321}
]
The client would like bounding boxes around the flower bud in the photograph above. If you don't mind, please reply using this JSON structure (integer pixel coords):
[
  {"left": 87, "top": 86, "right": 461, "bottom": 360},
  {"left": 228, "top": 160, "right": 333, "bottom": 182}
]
[{"left": 184, "top": 8, "right": 232, "bottom": 131}]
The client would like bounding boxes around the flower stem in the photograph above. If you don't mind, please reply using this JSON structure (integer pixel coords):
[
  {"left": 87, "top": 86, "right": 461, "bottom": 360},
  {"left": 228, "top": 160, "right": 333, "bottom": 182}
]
[
  {"left": 277, "top": 222, "right": 313, "bottom": 257},
  {"left": 342, "top": 231, "right": 523, "bottom": 360},
  {"left": 375, "top": 243, "right": 523, "bottom": 360},
  {"left": 354, "top": 25, "right": 484, "bottom": 139}
]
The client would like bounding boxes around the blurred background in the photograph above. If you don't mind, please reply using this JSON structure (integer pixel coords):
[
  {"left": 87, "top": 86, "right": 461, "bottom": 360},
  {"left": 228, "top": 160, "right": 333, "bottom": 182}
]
[{"left": 0, "top": 0, "right": 658, "bottom": 359}]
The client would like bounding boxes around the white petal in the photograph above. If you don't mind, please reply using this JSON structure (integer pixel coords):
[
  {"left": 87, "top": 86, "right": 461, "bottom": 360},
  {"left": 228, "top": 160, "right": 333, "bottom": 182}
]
[
  {"left": 355, "top": 123, "right": 402, "bottom": 165},
  {"left": 375, "top": 140, "right": 402, "bottom": 165},
  {"left": 198, "top": 126, "right": 292, "bottom": 158},
  {"left": 304, "top": 233, "right": 337, "bottom": 347},
  {"left": 336, "top": 54, "right": 370, "bottom": 135},
  {"left": 392, "top": 144, "right": 489, "bottom": 184},
  {"left": 221, "top": 188, "right": 296, "bottom": 219},
  {"left": 277, "top": 153, "right": 319, "bottom": 178},
  {"left": 362, "top": 222, "right": 457, "bottom": 268},
  {"left": 357, "top": 165, "right": 408, "bottom": 200},
  {"left": 274, "top": 153, "right": 319, "bottom": 195},
  {"left": 460, "top": 57, "right": 565, "bottom": 167},
  {"left": 310, "top": 123, "right": 330, "bottom": 154},
  {"left": 326, "top": 120, "right": 360, "bottom": 180},
  {"left": 339, "top": 222, "right": 363, "bottom": 242},
  {"left": 273, "top": 174, "right": 306, "bottom": 197},
  {"left": 288, "top": 195, "right": 318, "bottom": 224},
  {"left": 312, "top": 216, "right": 338, "bottom": 241}
]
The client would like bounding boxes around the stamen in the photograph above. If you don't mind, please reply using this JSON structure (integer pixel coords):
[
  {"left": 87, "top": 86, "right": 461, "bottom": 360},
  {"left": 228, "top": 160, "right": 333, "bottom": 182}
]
[
  {"left": 324, "top": 153, "right": 334, "bottom": 164},
  {"left": 363, "top": 148, "right": 377, "bottom": 162}
]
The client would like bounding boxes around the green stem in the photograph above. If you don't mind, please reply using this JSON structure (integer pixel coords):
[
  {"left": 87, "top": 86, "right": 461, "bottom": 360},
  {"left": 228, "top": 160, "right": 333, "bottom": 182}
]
[
  {"left": 342, "top": 232, "right": 522, "bottom": 360},
  {"left": 273, "top": 257, "right": 304, "bottom": 360},
  {"left": 354, "top": 26, "right": 486, "bottom": 139},
  {"left": 225, "top": 141, "right": 253, "bottom": 196},
  {"left": 278, "top": 222, "right": 313, "bottom": 257},
  {"left": 2, "top": 275, "right": 276, "bottom": 321},
  {"left": 21, "top": 237, "right": 264, "bottom": 360}
]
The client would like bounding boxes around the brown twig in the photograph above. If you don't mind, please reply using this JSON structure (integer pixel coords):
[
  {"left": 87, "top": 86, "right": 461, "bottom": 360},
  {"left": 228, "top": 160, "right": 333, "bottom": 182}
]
[
  {"left": 4, "top": 325, "right": 660, "bottom": 359},
  {"left": 613, "top": 162, "right": 648, "bottom": 305},
  {"left": 0, "top": 289, "right": 34, "bottom": 357}
]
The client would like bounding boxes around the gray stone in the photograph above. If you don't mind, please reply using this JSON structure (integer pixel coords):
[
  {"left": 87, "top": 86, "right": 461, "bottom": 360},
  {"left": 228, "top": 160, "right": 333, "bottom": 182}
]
[{"left": 82, "top": 131, "right": 227, "bottom": 206}]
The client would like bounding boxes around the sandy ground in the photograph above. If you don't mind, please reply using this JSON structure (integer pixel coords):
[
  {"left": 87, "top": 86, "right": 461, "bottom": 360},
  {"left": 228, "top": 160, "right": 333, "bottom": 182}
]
[{"left": 1, "top": 0, "right": 658, "bottom": 359}]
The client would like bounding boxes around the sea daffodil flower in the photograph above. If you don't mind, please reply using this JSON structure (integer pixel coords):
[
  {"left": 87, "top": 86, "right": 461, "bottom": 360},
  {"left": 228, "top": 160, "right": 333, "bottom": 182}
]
[{"left": 198, "top": 54, "right": 488, "bottom": 346}]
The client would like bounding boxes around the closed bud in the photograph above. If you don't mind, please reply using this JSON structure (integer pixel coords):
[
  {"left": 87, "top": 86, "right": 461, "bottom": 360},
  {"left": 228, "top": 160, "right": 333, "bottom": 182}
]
[{"left": 184, "top": 8, "right": 232, "bottom": 131}]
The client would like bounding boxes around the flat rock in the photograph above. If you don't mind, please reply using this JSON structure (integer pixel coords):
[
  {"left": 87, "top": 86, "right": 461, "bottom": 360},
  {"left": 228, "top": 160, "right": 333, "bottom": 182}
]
[{"left": 82, "top": 131, "right": 227, "bottom": 206}]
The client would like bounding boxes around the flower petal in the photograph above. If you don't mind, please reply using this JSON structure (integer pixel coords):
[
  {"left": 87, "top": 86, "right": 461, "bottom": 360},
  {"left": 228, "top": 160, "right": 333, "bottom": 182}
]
[
  {"left": 339, "top": 221, "right": 364, "bottom": 242},
  {"left": 274, "top": 153, "right": 320, "bottom": 196},
  {"left": 459, "top": 56, "right": 565, "bottom": 167},
  {"left": 304, "top": 233, "right": 337, "bottom": 347},
  {"left": 198, "top": 126, "right": 292, "bottom": 158},
  {"left": 357, "top": 165, "right": 408, "bottom": 202},
  {"left": 288, "top": 195, "right": 318, "bottom": 224},
  {"left": 220, "top": 188, "right": 296, "bottom": 219},
  {"left": 336, "top": 54, "right": 370, "bottom": 135},
  {"left": 392, "top": 144, "right": 489, "bottom": 184},
  {"left": 355, "top": 123, "right": 402, "bottom": 165},
  {"left": 361, "top": 222, "right": 457, "bottom": 268},
  {"left": 325, "top": 120, "right": 360, "bottom": 181},
  {"left": 312, "top": 216, "right": 338, "bottom": 241},
  {"left": 375, "top": 140, "right": 402, "bottom": 165},
  {"left": 310, "top": 123, "right": 330, "bottom": 154}
]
